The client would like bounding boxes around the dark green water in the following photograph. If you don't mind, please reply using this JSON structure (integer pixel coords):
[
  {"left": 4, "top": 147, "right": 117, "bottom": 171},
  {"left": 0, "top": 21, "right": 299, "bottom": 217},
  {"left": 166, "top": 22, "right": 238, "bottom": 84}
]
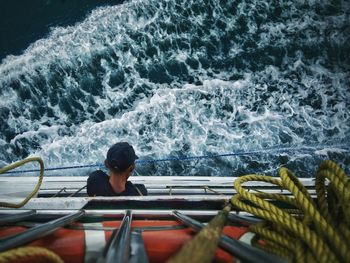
[
  {"left": 0, "top": 0, "right": 349, "bottom": 176},
  {"left": 0, "top": 0, "right": 125, "bottom": 60}
]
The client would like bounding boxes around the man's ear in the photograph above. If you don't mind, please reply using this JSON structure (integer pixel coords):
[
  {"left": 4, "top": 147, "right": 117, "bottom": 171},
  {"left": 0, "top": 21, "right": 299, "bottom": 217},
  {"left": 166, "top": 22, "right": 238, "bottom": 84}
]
[{"left": 129, "top": 164, "right": 135, "bottom": 172}]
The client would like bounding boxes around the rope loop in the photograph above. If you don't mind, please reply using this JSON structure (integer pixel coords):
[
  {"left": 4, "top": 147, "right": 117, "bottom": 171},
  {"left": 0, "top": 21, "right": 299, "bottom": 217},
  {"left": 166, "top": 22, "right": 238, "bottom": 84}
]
[
  {"left": 231, "top": 160, "right": 350, "bottom": 263},
  {"left": 0, "top": 157, "right": 44, "bottom": 208}
]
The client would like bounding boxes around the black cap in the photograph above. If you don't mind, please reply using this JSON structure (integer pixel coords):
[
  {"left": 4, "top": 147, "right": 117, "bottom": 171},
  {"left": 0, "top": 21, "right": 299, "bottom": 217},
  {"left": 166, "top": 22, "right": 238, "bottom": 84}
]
[{"left": 106, "top": 142, "right": 138, "bottom": 170}]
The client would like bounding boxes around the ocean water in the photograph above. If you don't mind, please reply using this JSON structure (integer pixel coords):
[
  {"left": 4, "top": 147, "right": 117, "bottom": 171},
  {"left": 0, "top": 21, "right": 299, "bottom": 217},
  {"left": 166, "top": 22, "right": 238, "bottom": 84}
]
[{"left": 0, "top": 0, "right": 349, "bottom": 177}]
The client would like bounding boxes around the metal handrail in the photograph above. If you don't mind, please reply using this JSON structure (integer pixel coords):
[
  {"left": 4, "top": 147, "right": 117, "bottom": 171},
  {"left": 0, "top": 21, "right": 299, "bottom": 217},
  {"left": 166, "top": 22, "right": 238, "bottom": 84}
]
[
  {"left": 98, "top": 210, "right": 133, "bottom": 263},
  {"left": 0, "top": 210, "right": 36, "bottom": 225}
]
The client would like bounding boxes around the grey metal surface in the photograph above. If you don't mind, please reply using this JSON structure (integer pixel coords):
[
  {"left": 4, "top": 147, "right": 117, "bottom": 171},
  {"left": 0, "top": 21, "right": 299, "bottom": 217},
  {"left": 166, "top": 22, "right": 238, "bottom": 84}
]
[{"left": 130, "top": 231, "right": 149, "bottom": 263}]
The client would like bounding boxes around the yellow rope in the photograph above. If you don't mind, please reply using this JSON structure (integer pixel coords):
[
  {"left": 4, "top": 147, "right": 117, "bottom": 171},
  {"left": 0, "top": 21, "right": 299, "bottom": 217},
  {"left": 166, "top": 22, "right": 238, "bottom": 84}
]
[
  {"left": 167, "top": 205, "right": 231, "bottom": 263},
  {"left": 231, "top": 160, "right": 350, "bottom": 263},
  {"left": 0, "top": 157, "right": 44, "bottom": 208},
  {"left": 0, "top": 246, "right": 64, "bottom": 263},
  {"left": 0, "top": 158, "right": 63, "bottom": 262}
]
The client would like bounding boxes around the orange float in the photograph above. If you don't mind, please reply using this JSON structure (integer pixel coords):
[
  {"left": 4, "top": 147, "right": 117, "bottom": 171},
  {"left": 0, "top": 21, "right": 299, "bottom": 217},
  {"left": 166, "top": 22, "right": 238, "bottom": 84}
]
[{"left": 0, "top": 220, "right": 249, "bottom": 263}]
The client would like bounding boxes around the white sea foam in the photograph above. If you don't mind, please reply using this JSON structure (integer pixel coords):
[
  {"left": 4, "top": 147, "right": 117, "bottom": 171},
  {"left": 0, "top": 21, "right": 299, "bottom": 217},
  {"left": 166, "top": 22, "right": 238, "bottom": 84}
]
[{"left": 0, "top": 0, "right": 349, "bottom": 176}]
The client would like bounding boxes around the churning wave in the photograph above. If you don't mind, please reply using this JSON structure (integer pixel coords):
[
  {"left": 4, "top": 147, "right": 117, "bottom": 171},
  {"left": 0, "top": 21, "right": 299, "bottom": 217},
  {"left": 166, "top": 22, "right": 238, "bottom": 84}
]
[{"left": 0, "top": 0, "right": 349, "bottom": 176}]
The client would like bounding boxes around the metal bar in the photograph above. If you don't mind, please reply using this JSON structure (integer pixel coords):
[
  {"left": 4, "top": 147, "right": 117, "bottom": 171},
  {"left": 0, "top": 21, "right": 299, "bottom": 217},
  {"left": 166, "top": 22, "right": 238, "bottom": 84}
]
[
  {"left": 66, "top": 224, "right": 186, "bottom": 232},
  {"left": 0, "top": 209, "right": 256, "bottom": 218},
  {"left": 99, "top": 210, "right": 132, "bottom": 263},
  {"left": 0, "top": 210, "right": 84, "bottom": 252},
  {"left": 2, "top": 195, "right": 231, "bottom": 202},
  {"left": 51, "top": 187, "right": 67, "bottom": 198},
  {"left": 67, "top": 185, "right": 87, "bottom": 197},
  {"left": 12, "top": 221, "right": 186, "bottom": 233},
  {"left": 129, "top": 231, "right": 149, "bottom": 263},
  {"left": 0, "top": 175, "right": 316, "bottom": 183},
  {"left": 227, "top": 213, "right": 262, "bottom": 227},
  {"left": 0, "top": 210, "right": 36, "bottom": 225},
  {"left": 173, "top": 211, "right": 286, "bottom": 263},
  {"left": 38, "top": 188, "right": 318, "bottom": 195}
]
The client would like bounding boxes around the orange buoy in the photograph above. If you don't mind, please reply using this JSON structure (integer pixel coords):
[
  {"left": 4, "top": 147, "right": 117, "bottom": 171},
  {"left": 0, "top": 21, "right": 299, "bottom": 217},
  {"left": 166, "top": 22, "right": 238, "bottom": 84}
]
[{"left": 0, "top": 220, "right": 249, "bottom": 263}]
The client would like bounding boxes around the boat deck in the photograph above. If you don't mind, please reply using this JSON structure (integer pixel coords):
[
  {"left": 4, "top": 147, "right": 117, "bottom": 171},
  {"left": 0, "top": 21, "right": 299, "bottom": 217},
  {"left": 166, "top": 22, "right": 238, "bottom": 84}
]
[
  {"left": 0, "top": 176, "right": 313, "bottom": 263},
  {"left": 0, "top": 176, "right": 316, "bottom": 211}
]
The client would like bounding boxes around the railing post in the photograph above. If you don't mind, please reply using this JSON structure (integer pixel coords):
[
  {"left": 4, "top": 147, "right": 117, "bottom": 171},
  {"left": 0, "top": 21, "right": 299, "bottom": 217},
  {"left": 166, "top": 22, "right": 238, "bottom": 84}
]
[{"left": 98, "top": 210, "right": 133, "bottom": 263}]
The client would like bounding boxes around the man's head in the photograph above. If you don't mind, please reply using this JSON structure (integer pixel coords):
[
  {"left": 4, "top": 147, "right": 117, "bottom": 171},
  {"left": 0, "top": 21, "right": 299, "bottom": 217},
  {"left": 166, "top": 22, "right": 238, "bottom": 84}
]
[{"left": 105, "top": 142, "right": 138, "bottom": 173}]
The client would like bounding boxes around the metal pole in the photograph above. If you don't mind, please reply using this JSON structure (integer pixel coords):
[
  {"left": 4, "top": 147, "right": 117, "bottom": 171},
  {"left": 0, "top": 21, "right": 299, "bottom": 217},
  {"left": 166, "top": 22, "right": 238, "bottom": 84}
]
[
  {"left": 173, "top": 211, "right": 286, "bottom": 263},
  {"left": 0, "top": 210, "right": 85, "bottom": 252},
  {"left": 0, "top": 210, "right": 36, "bottom": 225},
  {"left": 227, "top": 213, "right": 261, "bottom": 227},
  {"left": 130, "top": 231, "right": 149, "bottom": 263},
  {"left": 99, "top": 210, "right": 132, "bottom": 263}
]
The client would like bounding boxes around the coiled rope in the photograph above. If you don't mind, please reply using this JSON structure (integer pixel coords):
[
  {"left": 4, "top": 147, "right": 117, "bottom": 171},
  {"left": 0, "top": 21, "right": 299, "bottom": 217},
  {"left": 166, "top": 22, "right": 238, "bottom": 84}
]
[
  {"left": 0, "top": 246, "right": 63, "bottom": 263},
  {"left": 166, "top": 160, "right": 349, "bottom": 262},
  {"left": 231, "top": 160, "right": 350, "bottom": 263},
  {"left": 0, "top": 157, "right": 44, "bottom": 208}
]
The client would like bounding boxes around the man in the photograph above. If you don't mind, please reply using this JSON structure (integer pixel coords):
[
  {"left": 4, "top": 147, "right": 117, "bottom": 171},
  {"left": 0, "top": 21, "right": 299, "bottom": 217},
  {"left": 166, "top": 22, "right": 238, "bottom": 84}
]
[{"left": 87, "top": 142, "right": 147, "bottom": 196}]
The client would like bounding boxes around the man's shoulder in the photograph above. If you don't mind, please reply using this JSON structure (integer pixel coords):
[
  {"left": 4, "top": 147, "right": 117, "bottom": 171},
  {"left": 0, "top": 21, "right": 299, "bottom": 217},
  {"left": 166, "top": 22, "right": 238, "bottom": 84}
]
[
  {"left": 126, "top": 181, "right": 148, "bottom": 196},
  {"left": 87, "top": 170, "right": 108, "bottom": 181},
  {"left": 87, "top": 170, "right": 111, "bottom": 196}
]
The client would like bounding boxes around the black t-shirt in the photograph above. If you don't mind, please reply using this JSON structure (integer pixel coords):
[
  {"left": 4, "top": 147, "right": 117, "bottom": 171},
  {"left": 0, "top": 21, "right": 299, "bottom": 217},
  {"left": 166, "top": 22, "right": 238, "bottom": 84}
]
[{"left": 86, "top": 170, "right": 147, "bottom": 197}]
